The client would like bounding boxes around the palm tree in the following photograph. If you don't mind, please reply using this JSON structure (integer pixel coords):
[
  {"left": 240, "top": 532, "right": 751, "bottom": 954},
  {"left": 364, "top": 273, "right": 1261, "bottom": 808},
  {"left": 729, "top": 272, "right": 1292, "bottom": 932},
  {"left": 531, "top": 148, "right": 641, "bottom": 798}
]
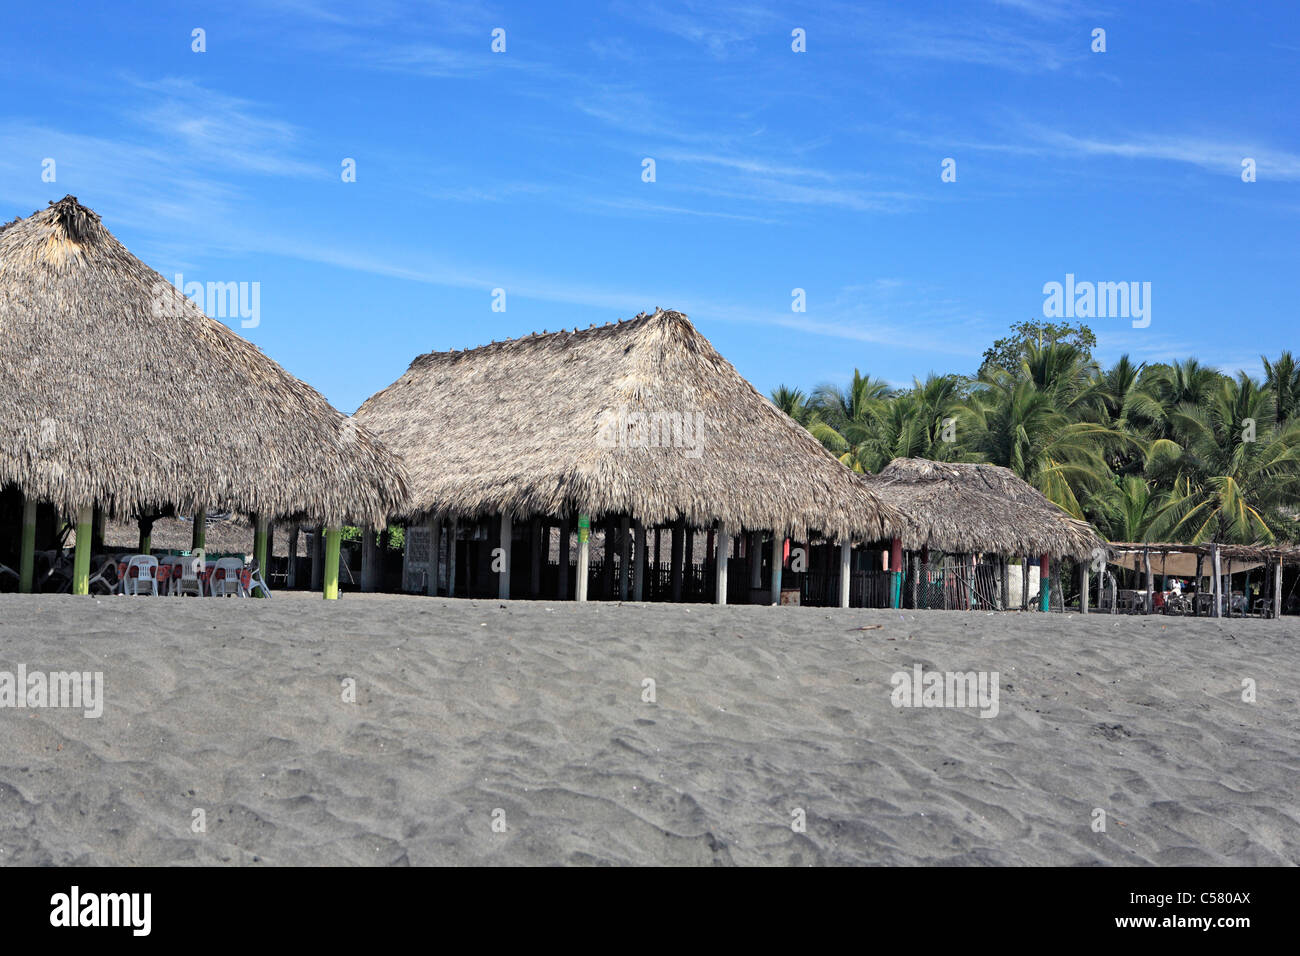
[
  {"left": 1087, "top": 474, "right": 1159, "bottom": 541},
  {"left": 968, "top": 350, "right": 1123, "bottom": 517},
  {"left": 805, "top": 370, "right": 895, "bottom": 472},
  {"left": 1263, "top": 351, "right": 1300, "bottom": 424},
  {"left": 770, "top": 385, "right": 814, "bottom": 426},
  {"left": 1146, "top": 373, "right": 1300, "bottom": 543}
]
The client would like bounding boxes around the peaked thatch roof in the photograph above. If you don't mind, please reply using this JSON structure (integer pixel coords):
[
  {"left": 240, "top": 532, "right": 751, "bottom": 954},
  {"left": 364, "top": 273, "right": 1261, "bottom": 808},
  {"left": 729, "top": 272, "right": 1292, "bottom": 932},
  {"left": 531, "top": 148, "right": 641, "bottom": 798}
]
[
  {"left": 864, "top": 458, "right": 1105, "bottom": 558},
  {"left": 355, "top": 309, "right": 902, "bottom": 541},
  {"left": 0, "top": 196, "right": 407, "bottom": 526}
]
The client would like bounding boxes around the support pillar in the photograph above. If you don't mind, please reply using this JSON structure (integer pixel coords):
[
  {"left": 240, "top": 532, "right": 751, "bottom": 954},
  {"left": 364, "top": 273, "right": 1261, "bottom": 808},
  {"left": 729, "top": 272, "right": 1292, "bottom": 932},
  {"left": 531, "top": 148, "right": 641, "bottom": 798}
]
[
  {"left": 323, "top": 527, "right": 341, "bottom": 599},
  {"left": 253, "top": 514, "right": 270, "bottom": 596},
  {"left": 839, "top": 541, "right": 851, "bottom": 608},
  {"left": 1079, "top": 560, "right": 1089, "bottom": 614},
  {"left": 1274, "top": 556, "right": 1284, "bottom": 616},
  {"left": 530, "top": 518, "right": 543, "bottom": 597},
  {"left": 19, "top": 497, "right": 36, "bottom": 593},
  {"left": 889, "top": 536, "right": 903, "bottom": 609},
  {"left": 72, "top": 504, "right": 93, "bottom": 595},
  {"left": 428, "top": 516, "right": 442, "bottom": 596},
  {"left": 360, "top": 525, "right": 379, "bottom": 592},
  {"left": 715, "top": 520, "right": 729, "bottom": 605},
  {"left": 750, "top": 531, "right": 762, "bottom": 589},
  {"left": 1039, "top": 553, "right": 1051, "bottom": 612},
  {"left": 1211, "top": 543, "right": 1222, "bottom": 618},
  {"left": 770, "top": 533, "right": 784, "bottom": 605},
  {"left": 634, "top": 519, "right": 646, "bottom": 602},
  {"left": 576, "top": 514, "right": 591, "bottom": 602},
  {"left": 191, "top": 509, "right": 206, "bottom": 552},
  {"left": 311, "top": 525, "right": 324, "bottom": 591},
  {"left": 286, "top": 524, "right": 299, "bottom": 588},
  {"left": 671, "top": 521, "right": 684, "bottom": 602},
  {"left": 558, "top": 517, "right": 570, "bottom": 599},
  {"left": 448, "top": 519, "right": 459, "bottom": 597},
  {"left": 620, "top": 515, "right": 631, "bottom": 601},
  {"left": 138, "top": 514, "right": 155, "bottom": 555},
  {"left": 498, "top": 514, "right": 512, "bottom": 600}
]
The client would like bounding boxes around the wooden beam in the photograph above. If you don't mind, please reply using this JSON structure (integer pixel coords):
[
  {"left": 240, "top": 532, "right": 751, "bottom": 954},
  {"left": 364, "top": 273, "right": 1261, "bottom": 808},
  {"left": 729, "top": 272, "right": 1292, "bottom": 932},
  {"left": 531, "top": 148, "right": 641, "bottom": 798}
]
[
  {"left": 1039, "top": 553, "right": 1051, "bottom": 612},
  {"left": 634, "top": 518, "right": 646, "bottom": 602},
  {"left": 191, "top": 509, "right": 206, "bottom": 552},
  {"left": 253, "top": 514, "right": 270, "bottom": 596},
  {"left": 770, "top": 533, "right": 783, "bottom": 605}
]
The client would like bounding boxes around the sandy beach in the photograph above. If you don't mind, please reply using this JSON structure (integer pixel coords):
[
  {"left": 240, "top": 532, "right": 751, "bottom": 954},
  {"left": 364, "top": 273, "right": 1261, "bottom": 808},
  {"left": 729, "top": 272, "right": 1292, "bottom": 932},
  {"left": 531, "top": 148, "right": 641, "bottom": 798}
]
[{"left": 0, "top": 592, "right": 1296, "bottom": 866}]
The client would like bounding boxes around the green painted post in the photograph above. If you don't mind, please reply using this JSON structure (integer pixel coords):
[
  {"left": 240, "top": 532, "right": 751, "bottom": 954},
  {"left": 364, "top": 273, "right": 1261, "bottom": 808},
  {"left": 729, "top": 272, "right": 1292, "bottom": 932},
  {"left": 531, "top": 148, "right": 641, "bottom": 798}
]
[
  {"left": 19, "top": 497, "right": 36, "bottom": 593},
  {"left": 138, "top": 515, "right": 154, "bottom": 555},
  {"left": 323, "top": 526, "right": 341, "bottom": 600},
  {"left": 73, "top": 504, "right": 93, "bottom": 595},
  {"left": 1039, "top": 553, "right": 1051, "bottom": 612},
  {"left": 253, "top": 514, "right": 269, "bottom": 597},
  {"left": 191, "top": 509, "right": 206, "bottom": 552},
  {"left": 889, "top": 537, "right": 904, "bottom": 609}
]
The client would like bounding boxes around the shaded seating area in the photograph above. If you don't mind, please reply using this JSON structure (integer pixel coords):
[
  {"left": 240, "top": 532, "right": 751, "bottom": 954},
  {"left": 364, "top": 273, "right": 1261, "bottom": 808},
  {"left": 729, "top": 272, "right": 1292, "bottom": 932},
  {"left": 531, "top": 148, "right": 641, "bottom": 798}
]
[
  {"left": 355, "top": 309, "right": 903, "bottom": 605},
  {"left": 0, "top": 196, "right": 408, "bottom": 597},
  {"left": 1104, "top": 542, "right": 1300, "bottom": 619}
]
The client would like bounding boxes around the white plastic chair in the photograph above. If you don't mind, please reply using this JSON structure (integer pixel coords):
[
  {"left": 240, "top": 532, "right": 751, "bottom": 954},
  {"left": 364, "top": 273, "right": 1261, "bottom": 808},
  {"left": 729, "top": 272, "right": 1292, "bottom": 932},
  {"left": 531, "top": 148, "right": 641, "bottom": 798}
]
[
  {"left": 212, "top": 557, "right": 247, "bottom": 597},
  {"left": 245, "top": 560, "right": 272, "bottom": 599},
  {"left": 123, "top": 555, "right": 159, "bottom": 596},
  {"left": 174, "top": 556, "right": 204, "bottom": 597}
]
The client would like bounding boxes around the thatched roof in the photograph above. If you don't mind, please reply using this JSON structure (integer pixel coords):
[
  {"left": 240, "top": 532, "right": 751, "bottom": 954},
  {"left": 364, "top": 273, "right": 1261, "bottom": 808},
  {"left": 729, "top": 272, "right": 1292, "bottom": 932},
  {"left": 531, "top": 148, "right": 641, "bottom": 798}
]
[
  {"left": 0, "top": 197, "right": 407, "bottom": 526},
  {"left": 864, "top": 458, "right": 1105, "bottom": 558},
  {"left": 355, "top": 309, "right": 902, "bottom": 541}
]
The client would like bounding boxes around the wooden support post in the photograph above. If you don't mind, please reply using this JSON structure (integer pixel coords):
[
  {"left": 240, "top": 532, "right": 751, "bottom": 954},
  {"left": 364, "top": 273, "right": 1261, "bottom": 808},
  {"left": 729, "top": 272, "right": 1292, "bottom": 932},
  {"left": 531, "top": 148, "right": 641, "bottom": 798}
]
[
  {"left": 1079, "top": 560, "right": 1089, "bottom": 614},
  {"left": 634, "top": 519, "right": 646, "bottom": 602},
  {"left": 286, "top": 524, "right": 299, "bottom": 588},
  {"left": 1275, "top": 557, "right": 1284, "bottom": 619},
  {"left": 138, "top": 514, "right": 155, "bottom": 554},
  {"left": 558, "top": 517, "right": 570, "bottom": 599},
  {"left": 620, "top": 515, "right": 631, "bottom": 601},
  {"left": 839, "top": 541, "right": 851, "bottom": 608},
  {"left": 889, "top": 536, "right": 903, "bottom": 609},
  {"left": 1039, "top": 553, "right": 1051, "bottom": 611},
  {"left": 684, "top": 524, "right": 695, "bottom": 600},
  {"left": 770, "top": 533, "right": 784, "bottom": 605},
  {"left": 671, "top": 521, "right": 684, "bottom": 602},
  {"left": 253, "top": 514, "right": 270, "bottom": 596},
  {"left": 72, "top": 504, "right": 93, "bottom": 595},
  {"left": 1143, "top": 545, "right": 1153, "bottom": 614},
  {"left": 576, "top": 514, "right": 591, "bottom": 602},
  {"left": 750, "top": 531, "right": 762, "bottom": 589},
  {"left": 498, "top": 514, "right": 512, "bottom": 600},
  {"left": 19, "top": 497, "right": 36, "bottom": 594},
  {"left": 715, "top": 520, "right": 729, "bottom": 605},
  {"left": 1211, "top": 543, "right": 1222, "bottom": 618},
  {"left": 428, "top": 516, "right": 442, "bottom": 596},
  {"left": 530, "top": 518, "right": 542, "bottom": 597},
  {"left": 322, "top": 527, "right": 341, "bottom": 599},
  {"left": 311, "top": 525, "right": 324, "bottom": 591},
  {"left": 1021, "top": 554, "right": 1030, "bottom": 610},
  {"left": 448, "top": 519, "right": 459, "bottom": 597},
  {"left": 600, "top": 515, "right": 614, "bottom": 599},
  {"left": 1000, "top": 556, "right": 1010, "bottom": 611},
  {"left": 191, "top": 509, "right": 206, "bottom": 552}
]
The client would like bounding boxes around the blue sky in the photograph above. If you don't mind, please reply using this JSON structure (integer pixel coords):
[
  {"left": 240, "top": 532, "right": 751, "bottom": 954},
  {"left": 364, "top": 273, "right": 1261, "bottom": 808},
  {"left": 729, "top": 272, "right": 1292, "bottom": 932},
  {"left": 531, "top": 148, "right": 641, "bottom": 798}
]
[{"left": 2, "top": 0, "right": 1297, "bottom": 413}]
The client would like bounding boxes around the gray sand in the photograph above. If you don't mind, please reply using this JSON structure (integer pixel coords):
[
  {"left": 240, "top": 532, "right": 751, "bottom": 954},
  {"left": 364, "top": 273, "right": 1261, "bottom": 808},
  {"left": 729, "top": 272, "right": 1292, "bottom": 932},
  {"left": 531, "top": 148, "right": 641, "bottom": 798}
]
[{"left": 1, "top": 592, "right": 1296, "bottom": 865}]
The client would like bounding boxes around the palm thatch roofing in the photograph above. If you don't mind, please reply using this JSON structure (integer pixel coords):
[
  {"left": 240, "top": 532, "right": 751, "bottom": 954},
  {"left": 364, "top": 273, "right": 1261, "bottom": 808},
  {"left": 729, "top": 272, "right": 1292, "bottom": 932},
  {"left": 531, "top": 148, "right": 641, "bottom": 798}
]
[
  {"left": 355, "top": 309, "right": 902, "bottom": 541},
  {"left": 863, "top": 458, "right": 1106, "bottom": 559},
  {"left": 0, "top": 196, "right": 407, "bottom": 526}
]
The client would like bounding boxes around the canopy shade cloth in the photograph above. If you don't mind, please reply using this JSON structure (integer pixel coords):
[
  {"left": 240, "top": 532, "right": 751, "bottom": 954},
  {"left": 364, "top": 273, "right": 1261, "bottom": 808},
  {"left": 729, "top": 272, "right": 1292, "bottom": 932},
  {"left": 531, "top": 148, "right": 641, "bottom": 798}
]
[
  {"left": 0, "top": 197, "right": 407, "bottom": 526},
  {"left": 1108, "top": 550, "right": 1263, "bottom": 578},
  {"left": 355, "top": 308, "right": 902, "bottom": 542}
]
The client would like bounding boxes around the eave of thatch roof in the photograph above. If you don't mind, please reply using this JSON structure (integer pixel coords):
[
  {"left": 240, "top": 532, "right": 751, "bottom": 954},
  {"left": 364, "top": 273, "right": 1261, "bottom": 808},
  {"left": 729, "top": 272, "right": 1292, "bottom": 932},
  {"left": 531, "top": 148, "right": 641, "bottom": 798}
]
[
  {"left": 863, "top": 458, "right": 1106, "bottom": 559},
  {"left": 355, "top": 309, "right": 902, "bottom": 541},
  {"left": 0, "top": 196, "right": 408, "bottom": 526}
]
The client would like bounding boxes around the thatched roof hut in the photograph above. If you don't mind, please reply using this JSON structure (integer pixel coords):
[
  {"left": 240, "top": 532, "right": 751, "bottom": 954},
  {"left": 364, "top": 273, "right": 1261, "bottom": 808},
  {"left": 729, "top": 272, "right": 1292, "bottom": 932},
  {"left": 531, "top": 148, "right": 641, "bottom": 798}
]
[
  {"left": 864, "top": 458, "right": 1105, "bottom": 558},
  {"left": 0, "top": 197, "right": 406, "bottom": 526},
  {"left": 355, "top": 309, "right": 901, "bottom": 541}
]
